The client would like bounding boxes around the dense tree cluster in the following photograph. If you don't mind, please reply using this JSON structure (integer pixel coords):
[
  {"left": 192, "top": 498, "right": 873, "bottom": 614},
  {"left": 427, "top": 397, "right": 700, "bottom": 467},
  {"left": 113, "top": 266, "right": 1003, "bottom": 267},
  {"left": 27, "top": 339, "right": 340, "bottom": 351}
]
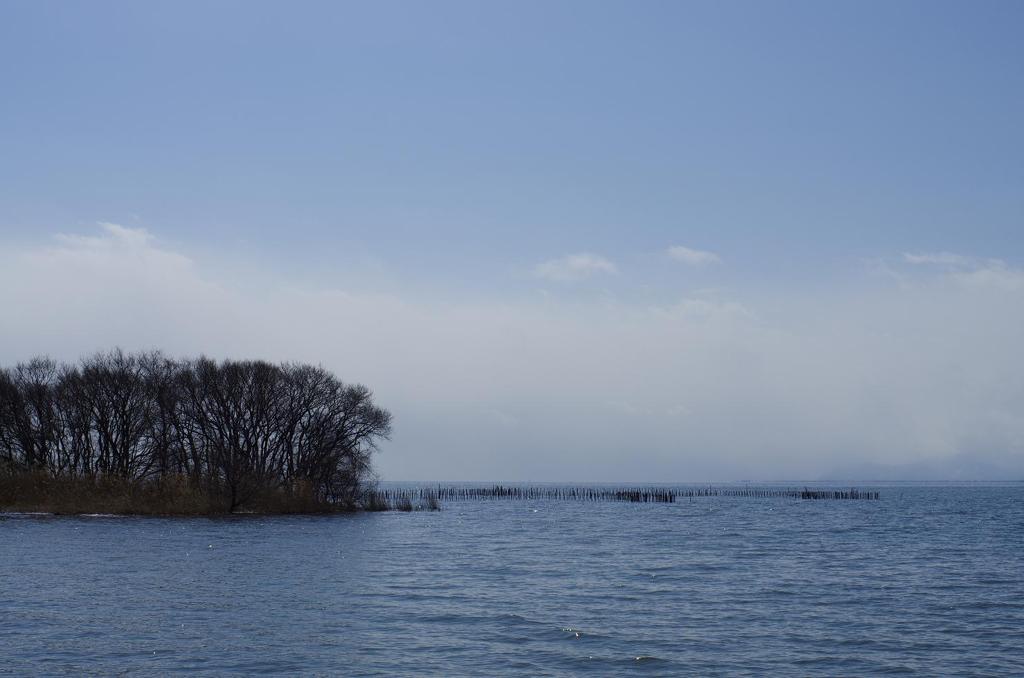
[{"left": 0, "top": 351, "right": 391, "bottom": 512}]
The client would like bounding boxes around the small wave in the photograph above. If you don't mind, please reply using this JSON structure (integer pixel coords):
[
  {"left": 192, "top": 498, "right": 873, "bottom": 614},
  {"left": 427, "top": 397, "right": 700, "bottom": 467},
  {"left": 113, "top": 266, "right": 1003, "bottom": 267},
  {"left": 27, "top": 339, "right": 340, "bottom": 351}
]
[
  {"left": 556, "top": 626, "right": 610, "bottom": 642},
  {"left": 633, "top": 655, "right": 667, "bottom": 664}
]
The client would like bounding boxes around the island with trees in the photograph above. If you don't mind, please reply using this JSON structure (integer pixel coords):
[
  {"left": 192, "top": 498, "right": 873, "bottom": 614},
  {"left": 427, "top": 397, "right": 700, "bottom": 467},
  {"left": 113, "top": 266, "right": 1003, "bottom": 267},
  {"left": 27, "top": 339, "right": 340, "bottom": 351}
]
[
  {"left": 0, "top": 350, "right": 394, "bottom": 514},
  {"left": 0, "top": 350, "right": 882, "bottom": 516}
]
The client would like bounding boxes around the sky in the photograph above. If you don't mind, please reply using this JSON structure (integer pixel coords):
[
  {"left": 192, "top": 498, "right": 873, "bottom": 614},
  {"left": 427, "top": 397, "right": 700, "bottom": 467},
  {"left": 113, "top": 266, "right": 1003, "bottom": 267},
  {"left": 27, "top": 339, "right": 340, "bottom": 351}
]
[{"left": 1, "top": 1, "right": 1022, "bottom": 480}]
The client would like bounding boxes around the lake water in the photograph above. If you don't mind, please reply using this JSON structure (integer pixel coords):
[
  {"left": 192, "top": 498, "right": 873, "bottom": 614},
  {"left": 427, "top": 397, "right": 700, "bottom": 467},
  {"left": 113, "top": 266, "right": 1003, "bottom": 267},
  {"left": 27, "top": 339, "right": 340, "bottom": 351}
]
[{"left": 2, "top": 484, "right": 1022, "bottom": 676}]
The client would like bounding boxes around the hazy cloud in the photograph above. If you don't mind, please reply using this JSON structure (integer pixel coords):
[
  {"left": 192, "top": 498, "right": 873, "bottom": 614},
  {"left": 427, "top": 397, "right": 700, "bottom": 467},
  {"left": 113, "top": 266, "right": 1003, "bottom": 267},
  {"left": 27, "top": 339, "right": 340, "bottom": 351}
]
[
  {"left": 667, "top": 245, "right": 721, "bottom": 266},
  {"left": 1, "top": 225, "right": 1022, "bottom": 481},
  {"left": 903, "top": 251, "right": 973, "bottom": 266},
  {"left": 952, "top": 262, "right": 1024, "bottom": 292},
  {"left": 902, "top": 252, "right": 1024, "bottom": 291},
  {"left": 533, "top": 253, "right": 617, "bottom": 281}
]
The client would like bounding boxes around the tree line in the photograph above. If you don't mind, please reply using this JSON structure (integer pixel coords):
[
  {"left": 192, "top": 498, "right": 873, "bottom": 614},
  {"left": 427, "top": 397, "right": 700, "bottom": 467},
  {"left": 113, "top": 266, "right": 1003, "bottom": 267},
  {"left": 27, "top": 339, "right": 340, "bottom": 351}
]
[{"left": 0, "top": 350, "right": 391, "bottom": 512}]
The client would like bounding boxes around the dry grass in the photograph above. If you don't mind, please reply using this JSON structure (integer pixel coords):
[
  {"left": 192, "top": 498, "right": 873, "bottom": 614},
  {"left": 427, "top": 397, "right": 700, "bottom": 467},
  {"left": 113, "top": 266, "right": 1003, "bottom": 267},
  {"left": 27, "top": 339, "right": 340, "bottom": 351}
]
[{"left": 0, "top": 472, "right": 356, "bottom": 516}]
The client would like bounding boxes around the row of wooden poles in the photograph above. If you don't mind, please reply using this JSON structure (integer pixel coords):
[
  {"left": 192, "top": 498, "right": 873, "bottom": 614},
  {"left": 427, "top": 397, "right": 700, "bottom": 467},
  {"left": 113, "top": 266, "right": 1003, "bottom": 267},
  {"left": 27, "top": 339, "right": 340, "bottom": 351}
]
[{"left": 371, "top": 485, "right": 880, "bottom": 504}]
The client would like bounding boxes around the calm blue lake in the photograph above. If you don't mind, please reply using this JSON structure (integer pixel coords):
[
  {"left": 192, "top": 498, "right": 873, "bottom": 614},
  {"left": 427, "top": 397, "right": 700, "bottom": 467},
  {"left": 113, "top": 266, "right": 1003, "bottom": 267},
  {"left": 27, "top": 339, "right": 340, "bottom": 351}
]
[{"left": 2, "top": 484, "right": 1022, "bottom": 676}]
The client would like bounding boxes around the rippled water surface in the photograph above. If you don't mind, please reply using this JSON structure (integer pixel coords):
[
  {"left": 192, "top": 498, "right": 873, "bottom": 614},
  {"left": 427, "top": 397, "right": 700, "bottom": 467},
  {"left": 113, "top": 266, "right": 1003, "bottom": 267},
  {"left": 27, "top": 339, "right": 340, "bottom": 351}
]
[{"left": 2, "top": 484, "right": 1022, "bottom": 676}]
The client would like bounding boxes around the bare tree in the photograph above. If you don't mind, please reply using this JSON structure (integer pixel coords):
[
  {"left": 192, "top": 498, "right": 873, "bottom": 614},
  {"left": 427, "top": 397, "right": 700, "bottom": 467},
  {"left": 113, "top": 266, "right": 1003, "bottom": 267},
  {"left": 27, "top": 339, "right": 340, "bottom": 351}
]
[{"left": 0, "top": 351, "right": 391, "bottom": 512}]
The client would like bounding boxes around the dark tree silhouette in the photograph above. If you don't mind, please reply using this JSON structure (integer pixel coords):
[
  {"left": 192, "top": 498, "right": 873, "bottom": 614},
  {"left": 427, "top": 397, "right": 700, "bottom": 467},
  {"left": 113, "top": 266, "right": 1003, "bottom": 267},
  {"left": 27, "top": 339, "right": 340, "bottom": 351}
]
[{"left": 0, "top": 351, "right": 391, "bottom": 513}]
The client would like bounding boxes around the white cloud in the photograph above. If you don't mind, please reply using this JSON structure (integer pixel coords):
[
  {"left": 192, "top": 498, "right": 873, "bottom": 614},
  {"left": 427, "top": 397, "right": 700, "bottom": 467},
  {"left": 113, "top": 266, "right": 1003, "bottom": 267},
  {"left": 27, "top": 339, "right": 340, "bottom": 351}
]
[
  {"left": 901, "top": 251, "right": 1024, "bottom": 291},
  {"left": 952, "top": 262, "right": 1024, "bottom": 292},
  {"left": 903, "top": 251, "right": 972, "bottom": 266},
  {"left": 667, "top": 245, "right": 721, "bottom": 266},
  {"left": 55, "top": 222, "right": 156, "bottom": 249},
  {"left": 651, "top": 297, "right": 752, "bottom": 320},
  {"left": 532, "top": 252, "right": 617, "bottom": 281},
  {"left": 1, "top": 225, "right": 1022, "bottom": 481}
]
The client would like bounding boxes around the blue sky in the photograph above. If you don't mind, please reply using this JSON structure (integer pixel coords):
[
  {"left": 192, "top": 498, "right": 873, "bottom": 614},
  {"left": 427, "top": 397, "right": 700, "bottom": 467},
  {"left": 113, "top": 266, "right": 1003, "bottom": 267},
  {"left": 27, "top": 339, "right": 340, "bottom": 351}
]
[
  {"left": 3, "top": 1, "right": 1022, "bottom": 285},
  {"left": 1, "top": 2, "right": 1022, "bottom": 479}
]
